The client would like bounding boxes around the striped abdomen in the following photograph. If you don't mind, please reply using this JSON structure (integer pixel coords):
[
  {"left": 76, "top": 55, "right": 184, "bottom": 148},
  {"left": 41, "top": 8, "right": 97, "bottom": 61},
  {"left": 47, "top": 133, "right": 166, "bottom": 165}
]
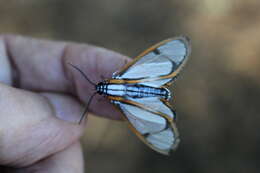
[{"left": 96, "top": 82, "right": 170, "bottom": 100}]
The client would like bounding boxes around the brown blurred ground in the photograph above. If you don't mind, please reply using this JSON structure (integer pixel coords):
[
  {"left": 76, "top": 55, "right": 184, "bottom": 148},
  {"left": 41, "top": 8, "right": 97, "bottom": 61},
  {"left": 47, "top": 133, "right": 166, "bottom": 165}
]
[{"left": 1, "top": 0, "right": 260, "bottom": 172}]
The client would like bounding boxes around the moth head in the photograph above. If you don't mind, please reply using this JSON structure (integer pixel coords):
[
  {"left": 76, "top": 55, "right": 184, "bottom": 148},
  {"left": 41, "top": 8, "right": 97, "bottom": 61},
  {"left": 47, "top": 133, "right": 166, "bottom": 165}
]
[{"left": 96, "top": 82, "right": 104, "bottom": 94}]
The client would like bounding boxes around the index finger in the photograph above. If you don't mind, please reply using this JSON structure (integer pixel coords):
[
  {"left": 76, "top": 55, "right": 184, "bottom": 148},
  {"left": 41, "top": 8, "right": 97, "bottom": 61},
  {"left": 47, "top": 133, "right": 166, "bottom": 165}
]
[{"left": 1, "top": 35, "right": 130, "bottom": 119}]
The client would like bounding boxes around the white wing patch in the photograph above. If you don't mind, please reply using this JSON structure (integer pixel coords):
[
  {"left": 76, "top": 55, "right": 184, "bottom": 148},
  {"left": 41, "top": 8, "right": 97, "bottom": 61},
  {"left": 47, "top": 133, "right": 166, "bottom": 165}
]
[
  {"left": 127, "top": 97, "right": 175, "bottom": 119},
  {"left": 119, "top": 54, "right": 173, "bottom": 79},
  {"left": 146, "top": 128, "right": 175, "bottom": 150},
  {"left": 139, "top": 78, "right": 172, "bottom": 87},
  {"left": 157, "top": 39, "right": 187, "bottom": 64},
  {"left": 118, "top": 103, "right": 166, "bottom": 134}
]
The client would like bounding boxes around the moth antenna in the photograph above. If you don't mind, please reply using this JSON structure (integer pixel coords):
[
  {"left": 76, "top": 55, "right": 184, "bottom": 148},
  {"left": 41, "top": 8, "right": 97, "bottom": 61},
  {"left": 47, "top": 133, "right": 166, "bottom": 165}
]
[
  {"left": 78, "top": 92, "right": 98, "bottom": 124},
  {"left": 67, "top": 62, "right": 96, "bottom": 86}
]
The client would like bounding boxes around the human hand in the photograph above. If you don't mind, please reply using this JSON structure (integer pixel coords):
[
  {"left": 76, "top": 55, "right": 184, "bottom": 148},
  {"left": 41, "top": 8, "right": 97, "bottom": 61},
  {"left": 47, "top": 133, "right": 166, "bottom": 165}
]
[{"left": 0, "top": 35, "right": 129, "bottom": 173}]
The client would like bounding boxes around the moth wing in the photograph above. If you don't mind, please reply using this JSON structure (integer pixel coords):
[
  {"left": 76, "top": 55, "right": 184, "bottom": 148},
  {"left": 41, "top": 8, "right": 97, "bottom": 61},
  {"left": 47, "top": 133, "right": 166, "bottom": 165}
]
[
  {"left": 110, "top": 96, "right": 179, "bottom": 154},
  {"left": 114, "top": 36, "right": 191, "bottom": 87}
]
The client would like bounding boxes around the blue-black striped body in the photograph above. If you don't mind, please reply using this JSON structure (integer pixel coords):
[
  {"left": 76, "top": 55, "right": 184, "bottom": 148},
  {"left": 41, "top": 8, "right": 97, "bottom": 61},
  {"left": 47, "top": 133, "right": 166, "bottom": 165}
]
[{"left": 96, "top": 82, "right": 171, "bottom": 100}]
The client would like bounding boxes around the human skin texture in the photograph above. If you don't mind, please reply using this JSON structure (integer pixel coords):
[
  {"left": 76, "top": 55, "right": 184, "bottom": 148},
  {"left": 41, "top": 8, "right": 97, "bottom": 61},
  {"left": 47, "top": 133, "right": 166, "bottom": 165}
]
[{"left": 0, "top": 35, "right": 130, "bottom": 173}]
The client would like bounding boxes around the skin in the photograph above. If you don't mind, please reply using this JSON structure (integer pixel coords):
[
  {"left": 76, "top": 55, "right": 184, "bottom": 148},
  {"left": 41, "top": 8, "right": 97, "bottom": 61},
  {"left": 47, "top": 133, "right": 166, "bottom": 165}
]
[{"left": 0, "top": 35, "right": 130, "bottom": 173}]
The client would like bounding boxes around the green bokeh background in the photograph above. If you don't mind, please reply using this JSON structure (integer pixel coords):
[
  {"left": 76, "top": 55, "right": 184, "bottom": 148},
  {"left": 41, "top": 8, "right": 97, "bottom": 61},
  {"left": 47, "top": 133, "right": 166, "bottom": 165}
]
[{"left": 1, "top": 0, "right": 259, "bottom": 172}]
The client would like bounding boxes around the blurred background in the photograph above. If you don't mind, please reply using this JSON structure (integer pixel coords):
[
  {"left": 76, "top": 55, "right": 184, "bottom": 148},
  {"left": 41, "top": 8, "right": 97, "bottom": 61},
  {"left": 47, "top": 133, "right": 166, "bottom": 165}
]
[{"left": 1, "top": 0, "right": 260, "bottom": 172}]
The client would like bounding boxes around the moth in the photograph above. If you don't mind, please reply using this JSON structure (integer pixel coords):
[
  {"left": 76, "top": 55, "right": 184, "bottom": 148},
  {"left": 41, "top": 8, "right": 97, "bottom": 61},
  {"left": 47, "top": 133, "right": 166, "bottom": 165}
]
[{"left": 69, "top": 36, "right": 191, "bottom": 155}]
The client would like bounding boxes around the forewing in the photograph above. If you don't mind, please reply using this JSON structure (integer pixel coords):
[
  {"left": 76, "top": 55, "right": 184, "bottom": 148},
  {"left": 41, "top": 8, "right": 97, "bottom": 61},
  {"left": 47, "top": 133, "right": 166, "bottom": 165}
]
[{"left": 114, "top": 36, "right": 190, "bottom": 87}]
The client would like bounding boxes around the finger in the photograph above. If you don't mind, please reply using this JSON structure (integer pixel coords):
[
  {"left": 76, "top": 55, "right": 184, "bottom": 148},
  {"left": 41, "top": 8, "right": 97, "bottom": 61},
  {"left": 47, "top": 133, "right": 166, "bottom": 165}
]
[
  {"left": 2, "top": 35, "right": 131, "bottom": 119},
  {"left": 1, "top": 142, "right": 84, "bottom": 173},
  {"left": 0, "top": 83, "right": 84, "bottom": 167}
]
